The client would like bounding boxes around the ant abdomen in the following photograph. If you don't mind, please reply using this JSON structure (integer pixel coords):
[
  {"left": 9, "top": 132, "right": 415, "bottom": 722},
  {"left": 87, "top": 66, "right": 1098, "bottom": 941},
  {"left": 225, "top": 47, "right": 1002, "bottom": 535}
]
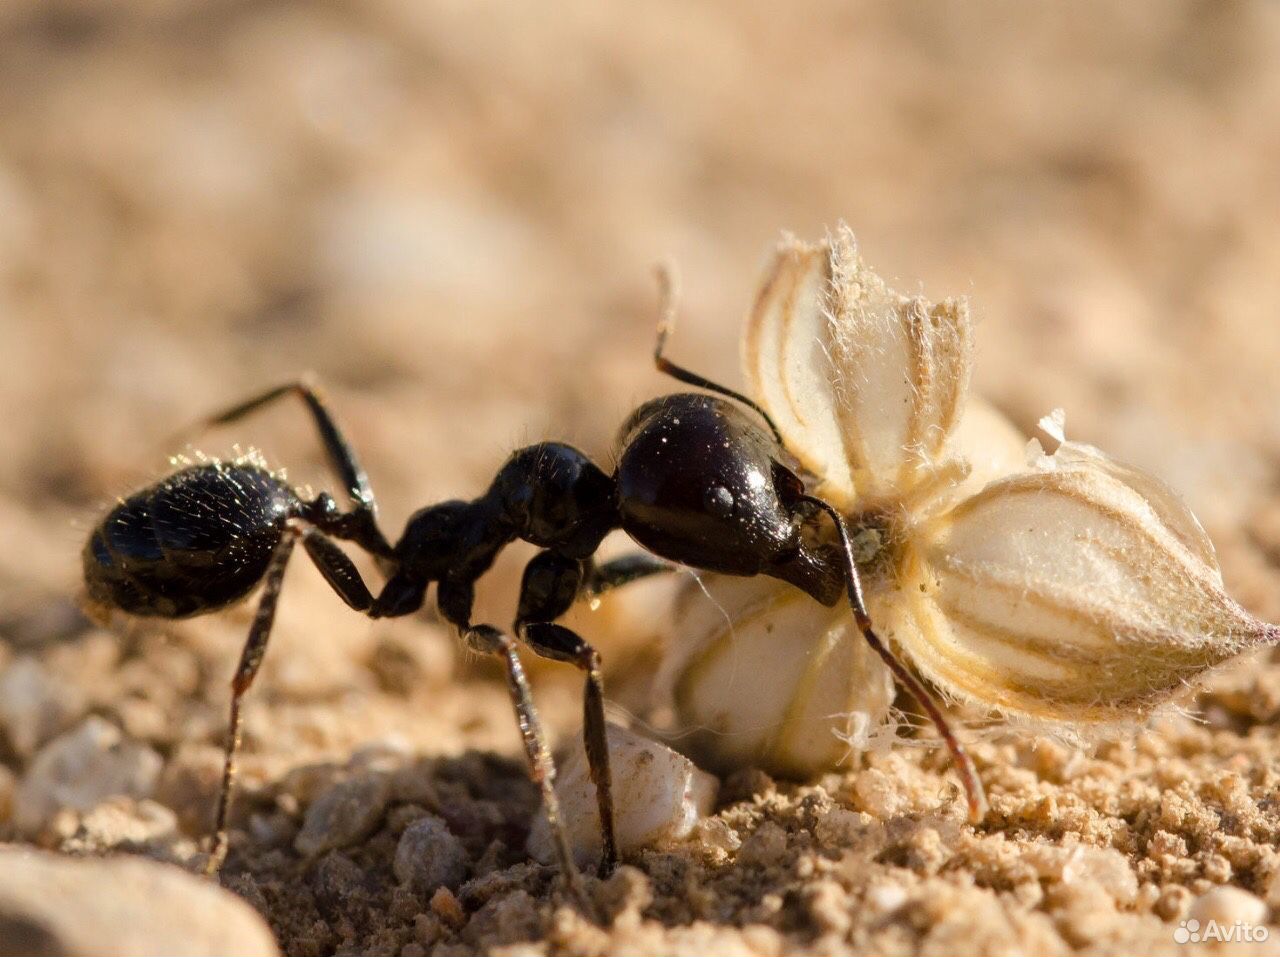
[{"left": 84, "top": 462, "right": 297, "bottom": 619}]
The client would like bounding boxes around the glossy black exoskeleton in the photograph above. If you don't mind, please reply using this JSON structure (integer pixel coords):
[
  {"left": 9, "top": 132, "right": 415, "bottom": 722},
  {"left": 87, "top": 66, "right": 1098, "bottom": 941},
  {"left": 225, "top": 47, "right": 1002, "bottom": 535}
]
[
  {"left": 85, "top": 461, "right": 372, "bottom": 620},
  {"left": 615, "top": 394, "right": 843, "bottom": 603},
  {"left": 82, "top": 279, "right": 984, "bottom": 910}
]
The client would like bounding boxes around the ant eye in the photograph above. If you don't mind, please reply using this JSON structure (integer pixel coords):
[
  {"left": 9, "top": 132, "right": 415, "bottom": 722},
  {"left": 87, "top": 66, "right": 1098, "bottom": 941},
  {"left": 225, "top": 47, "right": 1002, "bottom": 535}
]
[{"left": 703, "top": 485, "right": 734, "bottom": 518}]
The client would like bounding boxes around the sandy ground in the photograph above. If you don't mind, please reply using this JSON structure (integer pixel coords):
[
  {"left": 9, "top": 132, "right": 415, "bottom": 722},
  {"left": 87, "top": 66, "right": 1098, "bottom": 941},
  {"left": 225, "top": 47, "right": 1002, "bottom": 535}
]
[{"left": 2, "top": 1, "right": 1280, "bottom": 954}]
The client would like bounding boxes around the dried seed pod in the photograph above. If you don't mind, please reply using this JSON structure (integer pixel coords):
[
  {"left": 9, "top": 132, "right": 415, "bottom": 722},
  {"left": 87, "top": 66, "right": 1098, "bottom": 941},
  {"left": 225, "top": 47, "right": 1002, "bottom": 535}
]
[
  {"left": 659, "top": 575, "right": 895, "bottom": 778},
  {"left": 899, "top": 433, "right": 1280, "bottom": 722},
  {"left": 660, "top": 395, "right": 1024, "bottom": 777},
  {"left": 664, "top": 225, "right": 1278, "bottom": 776},
  {"left": 743, "top": 227, "right": 974, "bottom": 511}
]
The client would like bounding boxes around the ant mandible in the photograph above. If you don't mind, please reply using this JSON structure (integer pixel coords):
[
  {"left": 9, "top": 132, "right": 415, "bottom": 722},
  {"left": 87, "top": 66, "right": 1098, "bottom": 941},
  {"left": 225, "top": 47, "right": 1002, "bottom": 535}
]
[{"left": 82, "top": 271, "right": 985, "bottom": 909}]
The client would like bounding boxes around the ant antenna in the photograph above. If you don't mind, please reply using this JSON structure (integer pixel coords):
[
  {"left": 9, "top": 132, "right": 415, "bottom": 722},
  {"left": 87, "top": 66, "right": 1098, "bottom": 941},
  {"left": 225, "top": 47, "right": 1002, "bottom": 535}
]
[
  {"left": 650, "top": 262, "right": 785, "bottom": 446},
  {"left": 653, "top": 260, "right": 681, "bottom": 351},
  {"left": 801, "top": 493, "right": 989, "bottom": 824}
]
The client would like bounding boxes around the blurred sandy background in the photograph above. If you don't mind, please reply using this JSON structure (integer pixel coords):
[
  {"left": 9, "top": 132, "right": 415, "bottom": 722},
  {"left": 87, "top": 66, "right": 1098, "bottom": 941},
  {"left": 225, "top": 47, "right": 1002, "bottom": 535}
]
[{"left": 2, "top": 2, "right": 1280, "bottom": 954}]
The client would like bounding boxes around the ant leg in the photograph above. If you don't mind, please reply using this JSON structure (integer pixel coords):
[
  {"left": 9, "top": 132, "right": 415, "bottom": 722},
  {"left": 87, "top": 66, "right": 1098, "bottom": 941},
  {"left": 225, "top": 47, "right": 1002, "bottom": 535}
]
[
  {"left": 516, "top": 551, "right": 617, "bottom": 875},
  {"left": 300, "top": 529, "right": 375, "bottom": 611},
  {"left": 520, "top": 622, "right": 616, "bottom": 875},
  {"left": 583, "top": 553, "right": 675, "bottom": 600},
  {"left": 436, "top": 579, "right": 594, "bottom": 916},
  {"left": 208, "top": 524, "right": 376, "bottom": 874},
  {"left": 801, "top": 495, "right": 989, "bottom": 824},
  {"left": 651, "top": 263, "right": 784, "bottom": 445},
  {"left": 207, "top": 526, "right": 300, "bottom": 874},
  {"left": 196, "top": 379, "right": 393, "bottom": 557}
]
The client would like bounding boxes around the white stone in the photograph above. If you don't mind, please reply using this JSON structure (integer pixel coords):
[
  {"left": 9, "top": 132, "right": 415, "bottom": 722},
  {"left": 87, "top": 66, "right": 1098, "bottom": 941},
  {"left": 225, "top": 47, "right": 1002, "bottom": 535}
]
[
  {"left": 865, "top": 883, "right": 909, "bottom": 915},
  {"left": 1061, "top": 846, "right": 1139, "bottom": 906},
  {"left": 0, "top": 655, "right": 84, "bottom": 757},
  {"left": 77, "top": 798, "right": 179, "bottom": 848},
  {"left": 1188, "top": 886, "right": 1267, "bottom": 929},
  {"left": 528, "top": 723, "right": 718, "bottom": 869},
  {"left": 0, "top": 848, "right": 278, "bottom": 956},
  {"left": 13, "top": 716, "right": 162, "bottom": 835}
]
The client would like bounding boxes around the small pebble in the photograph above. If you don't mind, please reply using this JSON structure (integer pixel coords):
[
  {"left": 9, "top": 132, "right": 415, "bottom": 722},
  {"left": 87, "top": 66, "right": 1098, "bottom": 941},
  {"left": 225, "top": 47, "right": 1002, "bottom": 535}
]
[
  {"left": 393, "top": 814, "right": 469, "bottom": 893},
  {"left": 806, "top": 879, "right": 851, "bottom": 935},
  {"left": 739, "top": 821, "right": 788, "bottom": 868},
  {"left": 1062, "top": 846, "right": 1139, "bottom": 906},
  {"left": 294, "top": 773, "right": 391, "bottom": 858},
  {"left": 463, "top": 889, "right": 541, "bottom": 947},
  {"left": 1188, "top": 886, "right": 1267, "bottom": 928},
  {"left": 430, "top": 886, "right": 466, "bottom": 928},
  {"left": 13, "top": 716, "right": 162, "bottom": 835},
  {"left": 526, "top": 723, "right": 718, "bottom": 869},
  {"left": 865, "top": 882, "right": 909, "bottom": 916},
  {"left": 814, "top": 807, "right": 872, "bottom": 846},
  {"left": 0, "top": 847, "right": 277, "bottom": 956},
  {"left": 75, "top": 798, "right": 178, "bottom": 849},
  {"left": 852, "top": 767, "right": 908, "bottom": 819},
  {"left": 0, "top": 656, "right": 85, "bottom": 757}
]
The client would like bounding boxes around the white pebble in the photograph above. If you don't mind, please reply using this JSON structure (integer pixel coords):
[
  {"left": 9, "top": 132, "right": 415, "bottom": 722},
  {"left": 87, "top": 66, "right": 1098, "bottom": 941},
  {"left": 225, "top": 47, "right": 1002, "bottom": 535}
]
[
  {"left": 0, "top": 847, "right": 277, "bottom": 956},
  {"left": 1188, "top": 886, "right": 1267, "bottom": 929},
  {"left": 865, "top": 882, "right": 908, "bottom": 915},
  {"left": 527, "top": 723, "right": 718, "bottom": 870},
  {"left": 0, "top": 656, "right": 84, "bottom": 758},
  {"left": 14, "top": 717, "right": 161, "bottom": 836},
  {"left": 77, "top": 799, "right": 178, "bottom": 849},
  {"left": 1062, "top": 846, "right": 1139, "bottom": 906}
]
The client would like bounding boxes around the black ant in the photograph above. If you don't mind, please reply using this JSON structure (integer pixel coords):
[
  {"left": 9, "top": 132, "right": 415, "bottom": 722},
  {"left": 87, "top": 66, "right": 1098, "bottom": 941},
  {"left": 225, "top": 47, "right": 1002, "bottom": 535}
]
[{"left": 82, "top": 275, "right": 985, "bottom": 909}]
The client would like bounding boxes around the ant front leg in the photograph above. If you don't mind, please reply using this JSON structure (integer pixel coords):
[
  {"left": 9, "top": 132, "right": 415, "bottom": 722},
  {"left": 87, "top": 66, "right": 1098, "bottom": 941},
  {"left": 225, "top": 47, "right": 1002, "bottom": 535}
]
[
  {"left": 435, "top": 577, "right": 594, "bottom": 915},
  {"left": 196, "top": 378, "right": 394, "bottom": 558},
  {"left": 583, "top": 553, "right": 675, "bottom": 600},
  {"left": 515, "top": 551, "right": 618, "bottom": 875},
  {"left": 802, "top": 495, "right": 988, "bottom": 824}
]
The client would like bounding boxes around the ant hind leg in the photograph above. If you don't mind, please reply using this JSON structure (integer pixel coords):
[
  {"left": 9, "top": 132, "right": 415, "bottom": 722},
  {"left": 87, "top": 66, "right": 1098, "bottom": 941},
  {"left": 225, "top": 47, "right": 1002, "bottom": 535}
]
[{"left": 206, "top": 526, "right": 300, "bottom": 875}]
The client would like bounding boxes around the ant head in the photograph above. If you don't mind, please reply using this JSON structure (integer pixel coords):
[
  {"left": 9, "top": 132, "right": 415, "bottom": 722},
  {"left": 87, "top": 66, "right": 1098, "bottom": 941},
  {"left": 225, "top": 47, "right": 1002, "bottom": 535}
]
[{"left": 615, "top": 393, "right": 842, "bottom": 605}]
